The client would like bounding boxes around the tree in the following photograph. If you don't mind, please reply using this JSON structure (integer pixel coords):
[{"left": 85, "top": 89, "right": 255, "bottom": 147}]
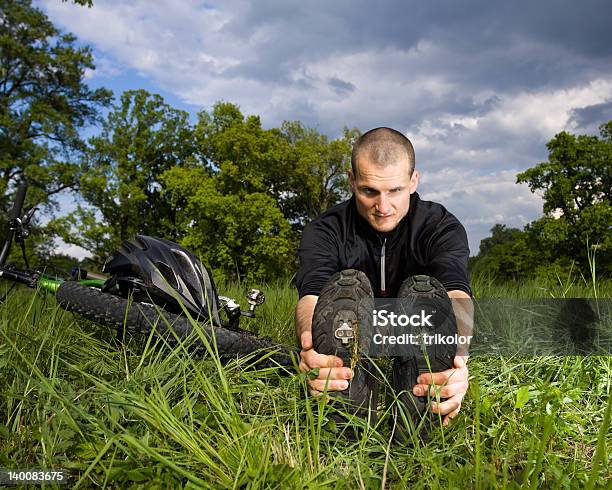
[
  {"left": 474, "top": 122, "right": 611, "bottom": 280},
  {"left": 278, "top": 121, "right": 358, "bottom": 227},
  {"left": 476, "top": 224, "right": 521, "bottom": 256},
  {"left": 516, "top": 121, "right": 611, "bottom": 272},
  {"left": 56, "top": 90, "right": 197, "bottom": 263},
  {"left": 195, "top": 103, "right": 358, "bottom": 229},
  {"left": 161, "top": 102, "right": 359, "bottom": 280},
  {"left": 161, "top": 166, "right": 293, "bottom": 282},
  {"left": 63, "top": 0, "right": 93, "bottom": 6},
  {"left": 0, "top": 0, "right": 111, "bottom": 217},
  {"left": 517, "top": 123, "right": 611, "bottom": 227},
  {"left": 196, "top": 102, "right": 286, "bottom": 197}
]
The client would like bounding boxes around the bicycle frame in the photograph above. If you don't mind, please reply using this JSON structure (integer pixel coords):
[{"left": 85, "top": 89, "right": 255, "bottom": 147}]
[
  {"left": 0, "top": 183, "right": 293, "bottom": 366},
  {"left": 0, "top": 184, "right": 104, "bottom": 294}
]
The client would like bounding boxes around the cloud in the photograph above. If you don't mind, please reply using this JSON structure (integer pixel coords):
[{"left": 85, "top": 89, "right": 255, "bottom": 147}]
[
  {"left": 568, "top": 100, "right": 612, "bottom": 133},
  {"left": 84, "top": 52, "right": 123, "bottom": 80},
  {"left": 417, "top": 169, "right": 542, "bottom": 254},
  {"left": 37, "top": 0, "right": 612, "bottom": 254},
  {"left": 52, "top": 241, "right": 92, "bottom": 261},
  {"left": 327, "top": 77, "right": 356, "bottom": 96}
]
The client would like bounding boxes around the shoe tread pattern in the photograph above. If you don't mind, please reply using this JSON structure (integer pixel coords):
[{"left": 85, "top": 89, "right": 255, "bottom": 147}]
[
  {"left": 394, "top": 275, "right": 457, "bottom": 442},
  {"left": 311, "top": 269, "right": 379, "bottom": 424}
]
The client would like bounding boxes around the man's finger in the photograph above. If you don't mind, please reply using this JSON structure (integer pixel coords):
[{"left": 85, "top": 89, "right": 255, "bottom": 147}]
[
  {"left": 299, "top": 361, "right": 312, "bottom": 373},
  {"left": 300, "top": 331, "right": 313, "bottom": 351},
  {"left": 309, "top": 378, "right": 349, "bottom": 392},
  {"left": 300, "top": 363, "right": 350, "bottom": 381},
  {"left": 454, "top": 355, "right": 468, "bottom": 369},
  {"left": 314, "top": 367, "right": 353, "bottom": 381},
  {"left": 431, "top": 397, "right": 462, "bottom": 415},
  {"left": 413, "top": 380, "right": 469, "bottom": 398},
  {"left": 416, "top": 367, "right": 467, "bottom": 386},
  {"left": 443, "top": 407, "right": 461, "bottom": 426},
  {"left": 300, "top": 348, "right": 343, "bottom": 369}
]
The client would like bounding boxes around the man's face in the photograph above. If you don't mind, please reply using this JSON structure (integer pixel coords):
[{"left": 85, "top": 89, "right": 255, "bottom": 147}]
[{"left": 349, "top": 156, "right": 419, "bottom": 233}]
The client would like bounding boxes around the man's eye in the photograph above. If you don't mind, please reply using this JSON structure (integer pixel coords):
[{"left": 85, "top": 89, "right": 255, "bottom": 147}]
[
  {"left": 390, "top": 188, "right": 403, "bottom": 193},
  {"left": 362, "top": 188, "right": 376, "bottom": 196}
]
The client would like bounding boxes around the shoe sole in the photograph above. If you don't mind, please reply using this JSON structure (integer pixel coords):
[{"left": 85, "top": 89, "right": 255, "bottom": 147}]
[
  {"left": 393, "top": 275, "right": 457, "bottom": 443},
  {"left": 311, "top": 269, "right": 379, "bottom": 427}
]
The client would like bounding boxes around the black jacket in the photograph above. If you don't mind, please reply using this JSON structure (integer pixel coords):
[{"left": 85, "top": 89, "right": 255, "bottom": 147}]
[{"left": 296, "top": 192, "right": 471, "bottom": 298}]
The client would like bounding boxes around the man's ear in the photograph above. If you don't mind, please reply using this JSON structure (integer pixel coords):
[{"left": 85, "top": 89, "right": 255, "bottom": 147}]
[
  {"left": 348, "top": 169, "right": 356, "bottom": 193},
  {"left": 409, "top": 169, "right": 420, "bottom": 194}
]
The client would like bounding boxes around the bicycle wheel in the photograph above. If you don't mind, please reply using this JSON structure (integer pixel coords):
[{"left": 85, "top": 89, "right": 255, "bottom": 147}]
[{"left": 56, "top": 281, "right": 296, "bottom": 367}]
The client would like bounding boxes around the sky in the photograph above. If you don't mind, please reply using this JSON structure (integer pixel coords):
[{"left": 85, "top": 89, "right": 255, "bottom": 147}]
[{"left": 37, "top": 0, "right": 612, "bottom": 258}]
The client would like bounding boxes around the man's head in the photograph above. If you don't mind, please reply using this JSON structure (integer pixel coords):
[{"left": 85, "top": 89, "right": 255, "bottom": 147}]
[{"left": 349, "top": 127, "right": 419, "bottom": 233}]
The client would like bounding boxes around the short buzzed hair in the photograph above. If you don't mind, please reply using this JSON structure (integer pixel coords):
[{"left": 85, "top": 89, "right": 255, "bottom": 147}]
[{"left": 351, "top": 127, "right": 416, "bottom": 176}]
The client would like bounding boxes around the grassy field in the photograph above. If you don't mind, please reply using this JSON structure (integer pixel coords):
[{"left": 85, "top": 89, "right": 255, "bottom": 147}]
[{"left": 0, "top": 276, "right": 610, "bottom": 489}]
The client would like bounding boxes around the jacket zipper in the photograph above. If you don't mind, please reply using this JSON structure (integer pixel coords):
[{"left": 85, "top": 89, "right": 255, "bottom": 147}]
[{"left": 380, "top": 237, "right": 387, "bottom": 295}]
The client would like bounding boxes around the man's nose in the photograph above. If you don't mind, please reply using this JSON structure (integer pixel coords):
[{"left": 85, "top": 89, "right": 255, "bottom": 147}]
[{"left": 376, "top": 194, "right": 391, "bottom": 214}]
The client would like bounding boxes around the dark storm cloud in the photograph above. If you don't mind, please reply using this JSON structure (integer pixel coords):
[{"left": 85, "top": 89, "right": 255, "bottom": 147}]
[
  {"left": 327, "top": 77, "right": 356, "bottom": 96},
  {"left": 569, "top": 100, "right": 612, "bottom": 131},
  {"left": 221, "top": 0, "right": 612, "bottom": 97}
]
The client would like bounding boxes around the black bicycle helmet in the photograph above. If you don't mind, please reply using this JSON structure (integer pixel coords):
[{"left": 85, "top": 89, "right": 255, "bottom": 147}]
[{"left": 102, "top": 235, "right": 221, "bottom": 324}]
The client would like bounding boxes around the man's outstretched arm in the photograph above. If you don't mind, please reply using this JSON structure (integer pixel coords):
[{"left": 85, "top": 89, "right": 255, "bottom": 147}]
[
  {"left": 296, "top": 295, "right": 353, "bottom": 395},
  {"left": 411, "top": 289, "right": 473, "bottom": 425}
]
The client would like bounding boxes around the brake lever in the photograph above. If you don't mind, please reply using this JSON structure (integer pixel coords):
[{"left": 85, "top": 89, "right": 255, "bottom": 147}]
[
  {"left": 14, "top": 207, "right": 38, "bottom": 243},
  {"left": 21, "top": 206, "right": 38, "bottom": 227}
]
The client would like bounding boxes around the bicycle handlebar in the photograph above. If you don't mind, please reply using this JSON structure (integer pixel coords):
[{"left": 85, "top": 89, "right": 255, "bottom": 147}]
[{"left": 0, "top": 183, "right": 28, "bottom": 265}]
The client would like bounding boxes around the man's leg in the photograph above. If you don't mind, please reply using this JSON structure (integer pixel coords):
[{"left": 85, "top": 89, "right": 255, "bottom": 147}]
[
  {"left": 311, "top": 269, "right": 380, "bottom": 432},
  {"left": 392, "top": 275, "right": 457, "bottom": 443}
]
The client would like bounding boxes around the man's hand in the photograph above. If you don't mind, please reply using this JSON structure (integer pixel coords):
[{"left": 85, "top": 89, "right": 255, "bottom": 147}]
[
  {"left": 299, "top": 330, "right": 353, "bottom": 396},
  {"left": 411, "top": 355, "right": 469, "bottom": 426}
]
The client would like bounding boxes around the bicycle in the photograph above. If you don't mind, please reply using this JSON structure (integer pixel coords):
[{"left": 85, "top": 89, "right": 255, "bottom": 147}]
[{"left": 0, "top": 183, "right": 297, "bottom": 367}]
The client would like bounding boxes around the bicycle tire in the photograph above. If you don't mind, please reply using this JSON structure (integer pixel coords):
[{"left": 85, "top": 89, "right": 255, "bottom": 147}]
[{"left": 56, "top": 281, "right": 297, "bottom": 367}]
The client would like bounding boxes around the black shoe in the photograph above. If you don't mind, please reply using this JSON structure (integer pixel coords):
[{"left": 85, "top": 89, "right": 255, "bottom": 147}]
[
  {"left": 311, "top": 269, "right": 379, "bottom": 434},
  {"left": 392, "top": 275, "right": 457, "bottom": 443}
]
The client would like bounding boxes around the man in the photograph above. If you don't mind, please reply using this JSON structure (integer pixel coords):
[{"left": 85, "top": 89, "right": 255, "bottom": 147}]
[{"left": 295, "top": 127, "right": 471, "bottom": 435}]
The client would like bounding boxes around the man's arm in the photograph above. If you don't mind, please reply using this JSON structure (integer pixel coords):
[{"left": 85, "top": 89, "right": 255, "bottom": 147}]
[
  {"left": 448, "top": 289, "right": 473, "bottom": 357},
  {"left": 412, "top": 289, "right": 473, "bottom": 426},
  {"left": 296, "top": 295, "right": 353, "bottom": 395}
]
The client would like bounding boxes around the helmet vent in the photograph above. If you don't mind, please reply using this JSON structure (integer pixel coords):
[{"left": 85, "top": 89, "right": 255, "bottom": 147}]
[
  {"left": 172, "top": 250, "right": 200, "bottom": 292},
  {"left": 155, "top": 261, "right": 178, "bottom": 289},
  {"left": 134, "top": 235, "right": 149, "bottom": 250}
]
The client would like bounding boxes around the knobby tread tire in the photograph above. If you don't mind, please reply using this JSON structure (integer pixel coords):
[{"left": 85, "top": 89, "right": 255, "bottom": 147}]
[{"left": 56, "top": 282, "right": 296, "bottom": 367}]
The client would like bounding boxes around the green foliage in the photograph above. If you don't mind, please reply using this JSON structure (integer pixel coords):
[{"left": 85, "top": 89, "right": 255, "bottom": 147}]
[
  {"left": 54, "top": 90, "right": 197, "bottom": 264},
  {"left": 477, "top": 224, "right": 521, "bottom": 257},
  {"left": 36, "top": 252, "right": 78, "bottom": 278},
  {"left": 516, "top": 122, "right": 611, "bottom": 271},
  {"left": 164, "top": 102, "right": 357, "bottom": 280},
  {"left": 196, "top": 102, "right": 283, "bottom": 196},
  {"left": 55, "top": 99, "right": 355, "bottom": 280},
  {"left": 473, "top": 122, "right": 612, "bottom": 281},
  {"left": 0, "top": 0, "right": 111, "bottom": 218},
  {"left": 63, "top": 0, "right": 93, "bottom": 6},
  {"left": 162, "top": 166, "right": 294, "bottom": 282},
  {"left": 278, "top": 121, "right": 358, "bottom": 228},
  {"left": 196, "top": 102, "right": 358, "bottom": 228},
  {"left": 0, "top": 280, "right": 610, "bottom": 487}
]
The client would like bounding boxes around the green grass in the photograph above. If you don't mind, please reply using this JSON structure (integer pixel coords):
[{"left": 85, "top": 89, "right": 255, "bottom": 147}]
[{"left": 0, "top": 277, "right": 610, "bottom": 488}]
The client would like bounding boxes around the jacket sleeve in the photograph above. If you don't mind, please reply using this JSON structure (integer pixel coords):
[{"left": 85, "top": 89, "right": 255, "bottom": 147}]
[
  {"left": 424, "top": 214, "right": 472, "bottom": 296},
  {"left": 295, "top": 219, "right": 340, "bottom": 298}
]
